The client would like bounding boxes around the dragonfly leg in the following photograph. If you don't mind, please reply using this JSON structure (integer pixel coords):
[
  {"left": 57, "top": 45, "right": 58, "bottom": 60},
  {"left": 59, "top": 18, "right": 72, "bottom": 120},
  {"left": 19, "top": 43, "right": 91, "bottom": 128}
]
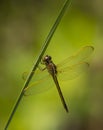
[{"left": 38, "top": 65, "right": 46, "bottom": 71}]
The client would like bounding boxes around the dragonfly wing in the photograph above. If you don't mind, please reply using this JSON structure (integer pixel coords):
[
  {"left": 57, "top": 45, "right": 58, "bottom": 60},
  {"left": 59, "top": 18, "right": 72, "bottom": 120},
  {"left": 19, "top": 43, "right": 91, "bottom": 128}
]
[
  {"left": 23, "top": 68, "right": 54, "bottom": 95},
  {"left": 22, "top": 68, "right": 48, "bottom": 81},
  {"left": 57, "top": 62, "right": 89, "bottom": 81},
  {"left": 57, "top": 46, "right": 94, "bottom": 69}
]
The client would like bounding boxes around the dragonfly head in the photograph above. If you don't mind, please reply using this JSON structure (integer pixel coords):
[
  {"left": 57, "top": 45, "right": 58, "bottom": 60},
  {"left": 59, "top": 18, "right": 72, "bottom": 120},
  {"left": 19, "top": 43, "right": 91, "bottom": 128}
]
[{"left": 42, "top": 55, "right": 52, "bottom": 64}]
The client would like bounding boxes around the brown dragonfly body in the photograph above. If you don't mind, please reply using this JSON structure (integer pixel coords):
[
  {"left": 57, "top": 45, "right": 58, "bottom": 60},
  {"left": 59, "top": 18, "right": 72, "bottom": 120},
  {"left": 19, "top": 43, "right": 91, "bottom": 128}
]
[{"left": 42, "top": 55, "right": 69, "bottom": 112}]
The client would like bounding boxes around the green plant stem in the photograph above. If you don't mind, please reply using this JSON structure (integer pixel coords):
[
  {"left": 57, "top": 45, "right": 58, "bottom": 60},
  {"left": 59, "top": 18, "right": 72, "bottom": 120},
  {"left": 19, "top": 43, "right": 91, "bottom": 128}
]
[{"left": 4, "top": 0, "right": 72, "bottom": 129}]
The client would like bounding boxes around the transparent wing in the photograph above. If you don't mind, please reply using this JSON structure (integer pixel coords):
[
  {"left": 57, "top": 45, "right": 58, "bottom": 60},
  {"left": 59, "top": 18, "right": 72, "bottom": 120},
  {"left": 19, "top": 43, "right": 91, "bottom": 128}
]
[
  {"left": 57, "top": 46, "right": 94, "bottom": 69},
  {"left": 57, "top": 62, "right": 89, "bottom": 81},
  {"left": 23, "top": 68, "right": 54, "bottom": 95},
  {"left": 56, "top": 46, "right": 94, "bottom": 81}
]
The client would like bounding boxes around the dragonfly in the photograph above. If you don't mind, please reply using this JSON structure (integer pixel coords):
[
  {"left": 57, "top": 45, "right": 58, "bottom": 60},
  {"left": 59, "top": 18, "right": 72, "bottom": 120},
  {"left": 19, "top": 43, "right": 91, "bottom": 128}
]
[{"left": 23, "top": 46, "right": 94, "bottom": 112}]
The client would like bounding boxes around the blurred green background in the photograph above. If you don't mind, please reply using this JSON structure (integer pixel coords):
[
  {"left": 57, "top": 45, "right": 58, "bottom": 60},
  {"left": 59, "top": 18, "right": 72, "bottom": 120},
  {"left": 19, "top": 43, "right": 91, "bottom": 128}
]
[{"left": 0, "top": 0, "right": 103, "bottom": 130}]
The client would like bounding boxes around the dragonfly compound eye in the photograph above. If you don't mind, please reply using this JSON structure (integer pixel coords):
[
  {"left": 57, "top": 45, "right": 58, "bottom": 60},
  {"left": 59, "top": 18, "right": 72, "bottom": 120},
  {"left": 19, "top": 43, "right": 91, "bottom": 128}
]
[{"left": 43, "top": 55, "right": 51, "bottom": 61}]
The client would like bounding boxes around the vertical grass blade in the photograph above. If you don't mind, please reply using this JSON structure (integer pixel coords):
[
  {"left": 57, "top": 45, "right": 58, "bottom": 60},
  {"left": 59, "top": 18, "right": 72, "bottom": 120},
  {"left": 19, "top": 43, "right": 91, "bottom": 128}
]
[{"left": 4, "top": 0, "right": 72, "bottom": 129}]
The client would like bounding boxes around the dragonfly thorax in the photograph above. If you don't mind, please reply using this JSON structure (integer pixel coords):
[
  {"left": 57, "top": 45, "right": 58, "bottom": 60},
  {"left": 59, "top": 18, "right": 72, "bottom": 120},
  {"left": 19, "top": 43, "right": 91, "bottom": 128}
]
[{"left": 43, "top": 55, "right": 57, "bottom": 75}]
